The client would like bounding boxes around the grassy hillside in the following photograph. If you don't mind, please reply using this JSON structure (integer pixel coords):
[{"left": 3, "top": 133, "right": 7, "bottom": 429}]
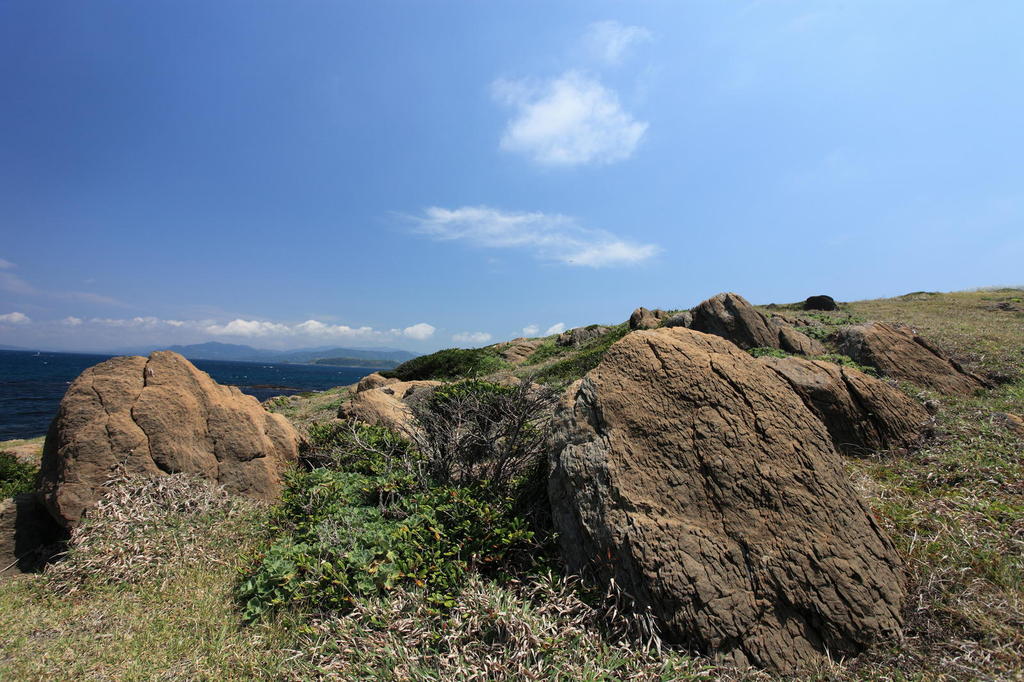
[{"left": 0, "top": 288, "right": 1021, "bottom": 680}]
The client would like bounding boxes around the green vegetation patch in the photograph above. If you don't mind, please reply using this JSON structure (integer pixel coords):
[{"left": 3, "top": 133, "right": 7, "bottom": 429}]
[
  {"left": 239, "top": 404, "right": 551, "bottom": 622},
  {"left": 0, "top": 451, "right": 38, "bottom": 498},
  {"left": 531, "top": 323, "right": 629, "bottom": 387},
  {"left": 382, "top": 347, "right": 508, "bottom": 381}
]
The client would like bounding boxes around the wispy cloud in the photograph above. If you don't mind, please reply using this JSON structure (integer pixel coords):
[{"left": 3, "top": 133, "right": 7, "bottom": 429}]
[
  {"left": 452, "top": 331, "right": 492, "bottom": 345},
  {"left": 522, "top": 324, "right": 540, "bottom": 336},
  {"left": 545, "top": 323, "right": 566, "bottom": 335},
  {"left": 410, "top": 205, "right": 659, "bottom": 267},
  {"left": 0, "top": 258, "right": 16, "bottom": 270},
  {"left": 492, "top": 71, "right": 647, "bottom": 166},
  {"left": 0, "top": 312, "right": 30, "bottom": 324},
  {"left": 583, "top": 20, "right": 652, "bottom": 65},
  {"left": 78, "top": 316, "right": 437, "bottom": 342},
  {"left": 62, "top": 316, "right": 83, "bottom": 326}
]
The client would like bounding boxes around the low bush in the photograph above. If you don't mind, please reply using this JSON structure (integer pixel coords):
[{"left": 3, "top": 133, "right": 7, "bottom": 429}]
[
  {"left": 532, "top": 323, "right": 629, "bottom": 386},
  {"left": 0, "top": 451, "right": 38, "bottom": 498},
  {"left": 381, "top": 348, "right": 507, "bottom": 381}
]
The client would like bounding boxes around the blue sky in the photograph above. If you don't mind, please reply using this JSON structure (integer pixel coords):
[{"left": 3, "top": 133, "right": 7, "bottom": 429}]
[{"left": 1, "top": 1, "right": 1022, "bottom": 352}]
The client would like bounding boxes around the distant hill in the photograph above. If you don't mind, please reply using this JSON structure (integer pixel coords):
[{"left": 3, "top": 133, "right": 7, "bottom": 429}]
[{"left": 152, "top": 341, "right": 418, "bottom": 367}]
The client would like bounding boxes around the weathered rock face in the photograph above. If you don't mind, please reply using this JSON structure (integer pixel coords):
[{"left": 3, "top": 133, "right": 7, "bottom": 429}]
[
  {"left": 337, "top": 380, "right": 441, "bottom": 436},
  {"left": 628, "top": 307, "right": 668, "bottom": 330},
  {"left": 837, "top": 323, "right": 987, "bottom": 396},
  {"left": 804, "top": 295, "right": 838, "bottom": 311},
  {"left": 0, "top": 494, "right": 63, "bottom": 576},
  {"left": 760, "top": 356, "right": 928, "bottom": 456},
  {"left": 356, "top": 372, "right": 398, "bottom": 393},
  {"left": 662, "top": 311, "right": 693, "bottom": 328},
  {"left": 557, "top": 326, "right": 609, "bottom": 348},
  {"left": 495, "top": 338, "right": 544, "bottom": 365},
  {"left": 690, "top": 292, "right": 825, "bottom": 355},
  {"left": 549, "top": 327, "right": 905, "bottom": 674},
  {"left": 38, "top": 352, "right": 300, "bottom": 528}
]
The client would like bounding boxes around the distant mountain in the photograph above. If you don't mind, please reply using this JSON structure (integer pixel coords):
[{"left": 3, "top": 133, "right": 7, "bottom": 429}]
[
  {"left": 0, "top": 344, "right": 37, "bottom": 352},
  {"left": 148, "top": 342, "right": 418, "bottom": 367}
]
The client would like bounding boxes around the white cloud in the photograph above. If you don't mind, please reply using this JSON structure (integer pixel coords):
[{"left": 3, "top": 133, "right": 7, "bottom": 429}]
[
  {"left": 62, "top": 316, "right": 83, "bottom": 326},
  {"left": 492, "top": 70, "right": 647, "bottom": 166},
  {"left": 522, "top": 324, "right": 540, "bottom": 336},
  {"left": 583, "top": 20, "right": 652, "bottom": 65},
  {"left": 295, "top": 319, "right": 378, "bottom": 339},
  {"left": 410, "top": 205, "right": 659, "bottom": 267},
  {"left": 0, "top": 312, "right": 30, "bottom": 324},
  {"left": 545, "top": 323, "right": 566, "bottom": 335},
  {"left": 403, "top": 323, "right": 436, "bottom": 341},
  {"left": 0, "top": 258, "right": 15, "bottom": 269},
  {"left": 452, "top": 331, "right": 492, "bottom": 345},
  {"left": 206, "top": 319, "right": 292, "bottom": 337}
]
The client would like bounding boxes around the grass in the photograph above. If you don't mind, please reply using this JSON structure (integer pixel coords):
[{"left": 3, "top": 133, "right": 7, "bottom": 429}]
[{"left": 263, "top": 384, "right": 350, "bottom": 435}]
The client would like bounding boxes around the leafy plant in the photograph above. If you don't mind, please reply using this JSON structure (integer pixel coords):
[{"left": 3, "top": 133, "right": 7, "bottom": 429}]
[
  {"left": 0, "top": 452, "right": 37, "bottom": 498},
  {"left": 747, "top": 347, "right": 790, "bottom": 359}
]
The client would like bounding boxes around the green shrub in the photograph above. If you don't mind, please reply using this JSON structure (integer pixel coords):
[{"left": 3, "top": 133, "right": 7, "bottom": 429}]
[
  {"left": 523, "top": 340, "right": 566, "bottom": 366},
  {"left": 410, "top": 380, "right": 556, "bottom": 496},
  {"left": 0, "top": 452, "right": 37, "bottom": 498},
  {"left": 236, "top": 469, "right": 539, "bottom": 620},
  {"left": 813, "top": 353, "right": 880, "bottom": 376},
  {"left": 303, "top": 420, "right": 418, "bottom": 475},
  {"left": 381, "top": 348, "right": 507, "bottom": 381},
  {"left": 532, "top": 323, "right": 629, "bottom": 387}
]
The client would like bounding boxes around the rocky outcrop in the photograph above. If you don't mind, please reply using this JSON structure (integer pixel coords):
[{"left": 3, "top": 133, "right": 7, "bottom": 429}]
[
  {"left": 38, "top": 352, "right": 300, "bottom": 528},
  {"left": 495, "top": 338, "right": 544, "bottom": 365},
  {"left": 628, "top": 307, "right": 669, "bottom": 330},
  {"left": 690, "top": 292, "right": 825, "bottom": 355},
  {"left": 837, "top": 323, "right": 987, "bottom": 396},
  {"left": 760, "top": 356, "right": 928, "bottom": 456},
  {"left": 0, "top": 494, "right": 62, "bottom": 576},
  {"left": 356, "top": 372, "right": 398, "bottom": 393},
  {"left": 662, "top": 311, "right": 692, "bottom": 328},
  {"left": 804, "top": 295, "right": 838, "bottom": 311},
  {"left": 549, "top": 327, "right": 905, "bottom": 674},
  {"left": 337, "top": 380, "right": 441, "bottom": 436},
  {"left": 557, "top": 326, "right": 609, "bottom": 348}
]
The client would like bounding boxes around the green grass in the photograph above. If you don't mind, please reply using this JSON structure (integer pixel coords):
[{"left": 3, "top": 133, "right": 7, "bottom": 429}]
[
  {"left": 0, "top": 451, "right": 37, "bottom": 498},
  {"left": 382, "top": 347, "right": 509, "bottom": 382}
]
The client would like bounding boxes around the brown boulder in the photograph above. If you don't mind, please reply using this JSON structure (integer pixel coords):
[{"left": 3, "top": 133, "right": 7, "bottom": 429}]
[
  {"left": 549, "top": 327, "right": 905, "bottom": 673},
  {"left": 556, "top": 326, "right": 609, "bottom": 348},
  {"left": 337, "top": 380, "right": 441, "bottom": 436},
  {"left": 628, "top": 307, "right": 668, "bottom": 330},
  {"left": 837, "top": 323, "right": 987, "bottom": 396},
  {"left": 760, "top": 356, "right": 928, "bottom": 456},
  {"left": 662, "top": 311, "right": 693, "bottom": 328},
  {"left": 38, "top": 352, "right": 300, "bottom": 528},
  {"left": 356, "top": 372, "right": 398, "bottom": 393},
  {"left": 690, "top": 292, "right": 825, "bottom": 355},
  {"left": 495, "top": 338, "right": 544, "bottom": 365},
  {"left": 804, "top": 295, "right": 838, "bottom": 311}
]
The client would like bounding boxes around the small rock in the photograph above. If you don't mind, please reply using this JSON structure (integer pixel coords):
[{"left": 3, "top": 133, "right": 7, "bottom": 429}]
[{"left": 804, "top": 295, "right": 838, "bottom": 311}]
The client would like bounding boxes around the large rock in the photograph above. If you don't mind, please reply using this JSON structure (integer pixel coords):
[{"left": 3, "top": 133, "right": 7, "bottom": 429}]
[
  {"left": 38, "top": 352, "right": 300, "bottom": 528},
  {"left": 837, "top": 323, "right": 987, "bottom": 396},
  {"left": 356, "top": 372, "right": 398, "bottom": 393},
  {"left": 690, "top": 292, "right": 825, "bottom": 355},
  {"left": 337, "top": 380, "right": 441, "bottom": 436},
  {"left": 760, "top": 356, "right": 928, "bottom": 456},
  {"left": 628, "top": 307, "right": 668, "bottom": 330},
  {"left": 662, "top": 311, "right": 693, "bottom": 328},
  {"left": 549, "top": 327, "right": 905, "bottom": 673},
  {"left": 557, "top": 326, "right": 609, "bottom": 348}
]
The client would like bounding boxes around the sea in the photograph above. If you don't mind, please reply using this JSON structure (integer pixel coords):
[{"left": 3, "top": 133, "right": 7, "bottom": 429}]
[{"left": 0, "top": 349, "right": 382, "bottom": 441}]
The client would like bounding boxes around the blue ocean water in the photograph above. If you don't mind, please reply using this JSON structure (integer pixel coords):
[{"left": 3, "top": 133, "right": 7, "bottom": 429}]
[{"left": 0, "top": 350, "right": 381, "bottom": 441}]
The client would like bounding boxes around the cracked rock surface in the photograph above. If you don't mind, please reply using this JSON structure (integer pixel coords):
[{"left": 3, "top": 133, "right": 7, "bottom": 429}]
[
  {"left": 690, "top": 292, "right": 825, "bottom": 355},
  {"left": 549, "top": 327, "right": 905, "bottom": 674},
  {"left": 38, "top": 351, "right": 299, "bottom": 528},
  {"left": 760, "top": 355, "right": 929, "bottom": 456},
  {"left": 837, "top": 322, "right": 988, "bottom": 396}
]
